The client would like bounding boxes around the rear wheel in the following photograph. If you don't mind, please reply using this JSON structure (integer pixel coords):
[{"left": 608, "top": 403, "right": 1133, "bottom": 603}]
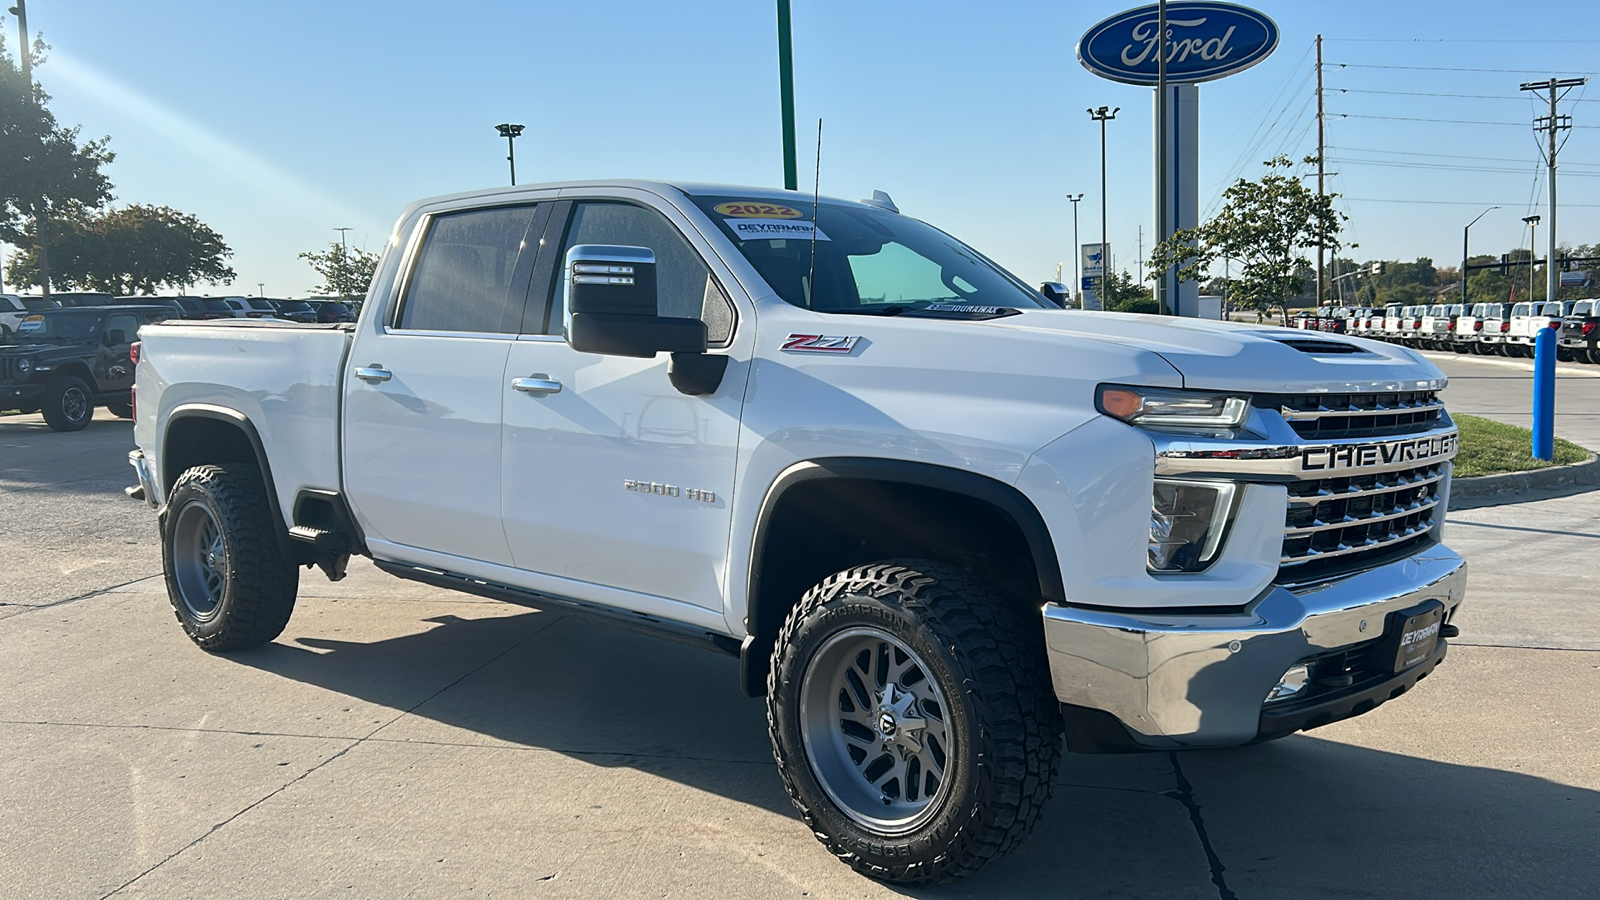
[
  {"left": 767, "top": 560, "right": 1061, "bottom": 884},
  {"left": 162, "top": 464, "right": 298, "bottom": 651},
  {"left": 1588, "top": 340, "right": 1600, "bottom": 365},
  {"left": 41, "top": 375, "right": 93, "bottom": 431},
  {"left": 106, "top": 399, "right": 133, "bottom": 419}
]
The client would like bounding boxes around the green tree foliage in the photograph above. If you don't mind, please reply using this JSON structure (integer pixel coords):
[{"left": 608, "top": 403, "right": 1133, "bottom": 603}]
[
  {"left": 1100, "top": 268, "right": 1156, "bottom": 313},
  {"left": 1148, "top": 155, "right": 1344, "bottom": 321},
  {"left": 299, "top": 242, "right": 379, "bottom": 300},
  {"left": 0, "top": 35, "right": 115, "bottom": 295},
  {"left": 6, "top": 204, "right": 236, "bottom": 293}
]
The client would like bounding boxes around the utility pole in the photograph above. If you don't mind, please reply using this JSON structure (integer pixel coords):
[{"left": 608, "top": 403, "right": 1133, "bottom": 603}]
[
  {"left": 1154, "top": 0, "right": 1169, "bottom": 316},
  {"left": 1137, "top": 225, "right": 1143, "bottom": 287},
  {"left": 776, "top": 0, "right": 798, "bottom": 191},
  {"left": 1315, "top": 34, "right": 1325, "bottom": 307},
  {"left": 334, "top": 227, "right": 351, "bottom": 250},
  {"left": 8, "top": 0, "right": 29, "bottom": 85},
  {"left": 1068, "top": 193, "right": 1084, "bottom": 304},
  {"left": 1522, "top": 76, "right": 1586, "bottom": 306},
  {"left": 1089, "top": 107, "right": 1118, "bottom": 310}
]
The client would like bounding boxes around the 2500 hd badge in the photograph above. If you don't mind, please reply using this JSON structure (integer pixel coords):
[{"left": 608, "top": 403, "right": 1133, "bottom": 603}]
[{"left": 1301, "top": 433, "right": 1458, "bottom": 472}]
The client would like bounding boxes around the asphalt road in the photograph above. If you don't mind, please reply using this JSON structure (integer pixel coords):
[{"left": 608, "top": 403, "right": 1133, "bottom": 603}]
[{"left": 2, "top": 373, "right": 1598, "bottom": 899}]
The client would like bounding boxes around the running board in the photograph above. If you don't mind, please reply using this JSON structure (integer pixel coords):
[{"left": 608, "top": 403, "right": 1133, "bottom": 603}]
[{"left": 371, "top": 559, "right": 741, "bottom": 658}]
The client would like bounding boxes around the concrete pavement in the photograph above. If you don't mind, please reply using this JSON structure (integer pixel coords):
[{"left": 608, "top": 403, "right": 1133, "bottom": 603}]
[{"left": 3, "top": 368, "right": 1599, "bottom": 898}]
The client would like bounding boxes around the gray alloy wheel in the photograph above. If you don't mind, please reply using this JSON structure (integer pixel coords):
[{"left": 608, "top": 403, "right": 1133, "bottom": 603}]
[
  {"left": 798, "top": 626, "right": 954, "bottom": 835},
  {"left": 171, "top": 500, "right": 228, "bottom": 621}
]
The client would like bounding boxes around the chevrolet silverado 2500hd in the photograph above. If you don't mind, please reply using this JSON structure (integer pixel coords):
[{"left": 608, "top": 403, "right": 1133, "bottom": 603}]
[{"left": 129, "top": 181, "right": 1466, "bottom": 884}]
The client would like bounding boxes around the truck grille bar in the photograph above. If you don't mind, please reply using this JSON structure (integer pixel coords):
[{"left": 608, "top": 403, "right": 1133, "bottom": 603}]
[
  {"left": 1262, "top": 390, "right": 1444, "bottom": 441},
  {"left": 1280, "top": 461, "right": 1445, "bottom": 574}
]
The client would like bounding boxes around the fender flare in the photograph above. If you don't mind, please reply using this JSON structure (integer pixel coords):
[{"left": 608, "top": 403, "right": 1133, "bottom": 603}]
[
  {"left": 162, "top": 404, "right": 292, "bottom": 556},
  {"left": 739, "top": 457, "right": 1066, "bottom": 695}
]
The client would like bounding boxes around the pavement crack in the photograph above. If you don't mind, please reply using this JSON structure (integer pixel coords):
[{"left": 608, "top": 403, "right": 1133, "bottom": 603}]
[
  {"left": 1, "top": 572, "right": 162, "bottom": 617},
  {"left": 1166, "top": 752, "right": 1238, "bottom": 900}
]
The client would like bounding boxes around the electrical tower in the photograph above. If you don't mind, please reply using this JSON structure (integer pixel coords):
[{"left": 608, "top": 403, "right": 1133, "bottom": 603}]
[{"left": 1520, "top": 76, "right": 1585, "bottom": 304}]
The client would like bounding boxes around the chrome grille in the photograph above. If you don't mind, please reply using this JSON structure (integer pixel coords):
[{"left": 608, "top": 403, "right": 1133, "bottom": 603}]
[
  {"left": 1279, "top": 462, "right": 1444, "bottom": 577},
  {"left": 1264, "top": 391, "right": 1444, "bottom": 441}
]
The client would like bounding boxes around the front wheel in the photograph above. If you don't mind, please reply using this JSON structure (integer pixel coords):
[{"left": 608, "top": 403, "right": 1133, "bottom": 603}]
[
  {"left": 106, "top": 399, "right": 134, "bottom": 418},
  {"left": 162, "top": 464, "right": 299, "bottom": 651},
  {"left": 41, "top": 375, "right": 93, "bottom": 431},
  {"left": 767, "top": 561, "right": 1062, "bottom": 884}
]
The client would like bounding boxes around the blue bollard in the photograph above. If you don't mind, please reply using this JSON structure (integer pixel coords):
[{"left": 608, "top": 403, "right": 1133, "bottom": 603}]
[{"left": 1533, "top": 326, "right": 1556, "bottom": 460}]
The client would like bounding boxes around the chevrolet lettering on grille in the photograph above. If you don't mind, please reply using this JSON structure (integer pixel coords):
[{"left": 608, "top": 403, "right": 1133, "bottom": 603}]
[{"left": 1300, "top": 433, "right": 1458, "bottom": 473}]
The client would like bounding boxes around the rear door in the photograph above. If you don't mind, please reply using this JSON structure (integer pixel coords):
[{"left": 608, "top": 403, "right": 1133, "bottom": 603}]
[
  {"left": 497, "top": 193, "right": 750, "bottom": 615},
  {"left": 342, "top": 201, "right": 549, "bottom": 566}
]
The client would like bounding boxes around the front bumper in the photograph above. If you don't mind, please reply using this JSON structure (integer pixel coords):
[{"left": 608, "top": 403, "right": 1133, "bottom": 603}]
[
  {"left": 1042, "top": 546, "right": 1466, "bottom": 750},
  {"left": 0, "top": 382, "right": 44, "bottom": 405}
]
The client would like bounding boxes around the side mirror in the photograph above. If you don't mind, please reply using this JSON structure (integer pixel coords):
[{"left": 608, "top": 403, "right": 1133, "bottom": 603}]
[
  {"left": 564, "top": 245, "right": 707, "bottom": 358},
  {"left": 1039, "top": 282, "right": 1071, "bottom": 308},
  {"left": 105, "top": 329, "right": 127, "bottom": 345}
]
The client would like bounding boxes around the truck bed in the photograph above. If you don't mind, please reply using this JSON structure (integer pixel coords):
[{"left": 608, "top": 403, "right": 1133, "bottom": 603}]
[{"left": 134, "top": 319, "right": 355, "bottom": 523}]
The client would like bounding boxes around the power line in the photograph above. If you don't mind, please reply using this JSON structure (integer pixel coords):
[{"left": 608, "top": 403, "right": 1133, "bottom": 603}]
[
  {"left": 1335, "top": 112, "right": 1600, "bottom": 128},
  {"left": 1325, "top": 38, "right": 1600, "bottom": 44},
  {"left": 1343, "top": 197, "right": 1600, "bottom": 207},
  {"left": 1328, "top": 157, "right": 1600, "bottom": 177},
  {"left": 1326, "top": 144, "right": 1600, "bottom": 168},
  {"left": 1333, "top": 87, "right": 1596, "bottom": 102},
  {"left": 1335, "top": 63, "right": 1600, "bottom": 75}
]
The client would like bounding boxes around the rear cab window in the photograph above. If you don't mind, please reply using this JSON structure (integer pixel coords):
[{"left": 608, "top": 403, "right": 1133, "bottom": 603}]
[{"left": 394, "top": 204, "right": 543, "bottom": 334}]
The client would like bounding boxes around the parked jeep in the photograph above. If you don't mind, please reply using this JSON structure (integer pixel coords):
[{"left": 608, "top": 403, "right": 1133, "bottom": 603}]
[{"left": 0, "top": 305, "right": 172, "bottom": 430}]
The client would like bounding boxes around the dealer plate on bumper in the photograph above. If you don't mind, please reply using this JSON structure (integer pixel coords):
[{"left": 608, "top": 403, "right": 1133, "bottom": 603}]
[{"left": 1386, "top": 600, "right": 1445, "bottom": 673}]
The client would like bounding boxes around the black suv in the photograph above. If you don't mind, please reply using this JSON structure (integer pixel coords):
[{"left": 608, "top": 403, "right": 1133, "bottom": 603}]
[{"left": 0, "top": 305, "right": 173, "bottom": 431}]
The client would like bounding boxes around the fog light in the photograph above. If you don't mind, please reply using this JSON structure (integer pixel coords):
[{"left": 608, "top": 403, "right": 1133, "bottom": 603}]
[
  {"left": 1149, "top": 479, "right": 1237, "bottom": 573},
  {"left": 1265, "top": 663, "right": 1312, "bottom": 703}
]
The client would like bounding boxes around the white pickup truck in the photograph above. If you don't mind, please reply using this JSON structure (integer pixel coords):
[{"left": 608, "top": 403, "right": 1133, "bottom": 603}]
[{"left": 129, "top": 180, "right": 1466, "bottom": 884}]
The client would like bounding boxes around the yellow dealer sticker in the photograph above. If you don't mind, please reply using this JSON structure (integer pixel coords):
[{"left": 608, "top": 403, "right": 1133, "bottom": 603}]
[{"left": 713, "top": 201, "right": 803, "bottom": 219}]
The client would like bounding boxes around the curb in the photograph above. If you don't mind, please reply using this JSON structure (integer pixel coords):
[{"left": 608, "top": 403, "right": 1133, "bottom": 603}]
[{"left": 1448, "top": 453, "right": 1600, "bottom": 509}]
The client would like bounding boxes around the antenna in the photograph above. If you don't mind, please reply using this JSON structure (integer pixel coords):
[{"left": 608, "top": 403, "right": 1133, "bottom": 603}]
[{"left": 807, "top": 117, "right": 822, "bottom": 309}]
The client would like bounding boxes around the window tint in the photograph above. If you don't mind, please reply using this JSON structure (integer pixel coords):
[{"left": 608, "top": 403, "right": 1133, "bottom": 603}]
[
  {"left": 400, "top": 205, "right": 540, "bottom": 333},
  {"left": 551, "top": 202, "right": 734, "bottom": 343},
  {"left": 107, "top": 314, "right": 138, "bottom": 342}
]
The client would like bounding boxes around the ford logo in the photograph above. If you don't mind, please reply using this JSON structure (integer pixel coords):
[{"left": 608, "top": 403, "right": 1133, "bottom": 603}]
[{"left": 1077, "top": 2, "right": 1279, "bottom": 85}]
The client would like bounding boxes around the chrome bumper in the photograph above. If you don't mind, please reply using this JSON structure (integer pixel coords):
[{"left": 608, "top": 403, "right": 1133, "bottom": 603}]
[
  {"left": 1042, "top": 546, "right": 1466, "bottom": 749},
  {"left": 128, "top": 449, "right": 159, "bottom": 509}
]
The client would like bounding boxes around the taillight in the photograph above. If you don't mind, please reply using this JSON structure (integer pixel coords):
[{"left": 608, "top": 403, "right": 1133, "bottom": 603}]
[
  {"left": 131, "top": 384, "right": 137, "bottom": 421},
  {"left": 1550, "top": 320, "right": 1562, "bottom": 329},
  {"left": 1584, "top": 322, "right": 1597, "bottom": 337},
  {"left": 1474, "top": 321, "right": 1484, "bottom": 331},
  {"left": 1501, "top": 321, "right": 1510, "bottom": 332},
  {"left": 1447, "top": 321, "right": 1455, "bottom": 331},
  {"left": 130, "top": 341, "right": 141, "bottom": 364}
]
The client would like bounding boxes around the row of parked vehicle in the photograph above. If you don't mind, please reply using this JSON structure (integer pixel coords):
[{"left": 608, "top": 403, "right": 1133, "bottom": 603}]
[
  {"left": 0, "top": 293, "right": 358, "bottom": 342},
  {"left": 1292, "top": 300, "right": 1600, "bottom": 363}
]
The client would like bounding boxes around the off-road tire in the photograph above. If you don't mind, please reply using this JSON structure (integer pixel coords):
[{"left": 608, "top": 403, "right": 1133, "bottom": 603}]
[
  {"left": 41, "top": 375, "right": 93, "bottom": 431},
  {"left": 767, "top": 560, "right": 1062, "bottom": 885},
  {"left": 106, "top": 399, "right": 134, "bottom": 418},
  {"left": 162, "top": 464, "right": 298, "bottom": 651},
  {"left": 1587, "top": 340, "right": 1600, "bottom": 365}
]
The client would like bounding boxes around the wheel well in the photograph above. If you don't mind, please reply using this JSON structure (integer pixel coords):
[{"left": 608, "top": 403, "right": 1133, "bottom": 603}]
[
  {"left": 741, "top": 468, "right": 1061, "bottom": 696},
  {"left": 162, "top": 415, "right": 262, "bottom": 493},
  {"left": 49, "top": 362, "right": 96, "bottom": 389}
]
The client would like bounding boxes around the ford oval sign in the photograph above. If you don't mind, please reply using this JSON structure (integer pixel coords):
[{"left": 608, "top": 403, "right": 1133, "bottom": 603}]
[{"left": 1077, "top": 3, "right": 1279, "bottom": 85}]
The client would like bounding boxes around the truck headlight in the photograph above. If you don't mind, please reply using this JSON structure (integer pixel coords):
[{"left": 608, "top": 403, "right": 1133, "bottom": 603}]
[
  {"left": 1149, "top": 478, "right": 1237, "bottom": 573},
  {"left": 1098, "top": 385, "right": 1251, "bottom": 429},
  {"left": 16, "top": 359, "right": 30, "bottom": 372}
]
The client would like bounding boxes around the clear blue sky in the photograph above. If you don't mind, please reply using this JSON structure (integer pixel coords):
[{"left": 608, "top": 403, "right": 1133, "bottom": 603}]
[{"left": 7, "top": 0, "right": 1599, "bottom": 297}]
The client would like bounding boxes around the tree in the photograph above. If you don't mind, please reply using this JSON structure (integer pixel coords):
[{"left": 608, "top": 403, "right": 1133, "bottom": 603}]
[
  {"left": 0, "top": 35, "right": 115, "bottom": 296},
  {"left": 299, "top": 242, "right": 379, "bottom": 300},
  {"left": 6, "top": 204, "right": 235, "bottom": 293},
  {"left": 1100, "top": 268, "right": 1156, "bottom": 313},
  {"left": 1148, "top": 155, "right": 1344, "bottom": 323}
]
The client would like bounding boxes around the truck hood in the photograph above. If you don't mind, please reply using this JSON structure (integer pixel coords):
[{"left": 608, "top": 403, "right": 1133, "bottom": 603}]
[
  {"left": 0, "top": 341, "right": 87, "bottom": 357},
  {"left": 997, "top": 310, "right": 1445, "bottom": 393}
]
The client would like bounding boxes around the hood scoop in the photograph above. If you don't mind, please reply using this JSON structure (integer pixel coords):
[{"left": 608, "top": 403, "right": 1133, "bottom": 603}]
[{"left": 1271, "top": 337, "right": 1370, "bottom": 356}]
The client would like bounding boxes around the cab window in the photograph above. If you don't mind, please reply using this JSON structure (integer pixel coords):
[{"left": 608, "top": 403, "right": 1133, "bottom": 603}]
[
  {"left": 397, "top": 205, "right": 541, "bottom": 334},
  {"left": 546, "top": 201, "right": 735, "bottom": 344}
]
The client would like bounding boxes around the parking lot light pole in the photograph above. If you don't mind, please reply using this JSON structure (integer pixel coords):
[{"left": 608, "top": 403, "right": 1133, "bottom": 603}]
[
  {"left": 495, "top": 123, "right": 525, "bottom": 186},
  {"left": 1068, "top": 193, "right": 1084, "bottom": 304},
  {"left": 1524, "top": 215, "right": 1541, "bottom": 303},
  {"left": 1088, "top": 107, "right": 1119, "bottom": 309},
  {"left": 1462, "top": 206, "right": 1498, "bottom": 306}
]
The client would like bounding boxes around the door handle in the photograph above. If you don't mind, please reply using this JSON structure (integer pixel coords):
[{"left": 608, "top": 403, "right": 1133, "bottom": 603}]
[
  {"left": 511, "top": 375, "right": 563, "bottom": 395},
  {"left": 354, "top": 365, "right": 392, "bottom": 383}
]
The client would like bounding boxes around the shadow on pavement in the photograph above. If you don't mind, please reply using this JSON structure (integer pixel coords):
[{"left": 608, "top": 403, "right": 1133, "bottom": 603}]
[
  {"left": 0, "top": 413, "right": 136, "bottom": 496},
  {"left": 229, "top": 609, "right": 1600, "bottom": 897}
]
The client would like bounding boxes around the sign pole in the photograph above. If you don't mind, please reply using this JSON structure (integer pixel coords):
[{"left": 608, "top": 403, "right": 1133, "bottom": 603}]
[{"left": 1155, "top": 0, "right": 1169, "bottom": 315}]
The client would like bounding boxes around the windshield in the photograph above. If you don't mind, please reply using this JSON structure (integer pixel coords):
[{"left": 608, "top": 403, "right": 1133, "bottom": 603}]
[
  {"left": 15, "top": 310, "right": 105, "bottom": 341},
  {"left": 1540, "top": 302, "right": 1567, "bottom": 316},
  {"left": 691, "top": 196, "right": 1048, "bottom": 314},
  {"left": 277, "top": 301, "right": 312, "bottom": 311}
]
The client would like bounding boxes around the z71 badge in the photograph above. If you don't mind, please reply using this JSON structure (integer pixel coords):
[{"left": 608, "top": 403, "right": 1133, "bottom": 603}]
[{"left": 781, "top": 334, "right": 860, "bottom": 353}]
